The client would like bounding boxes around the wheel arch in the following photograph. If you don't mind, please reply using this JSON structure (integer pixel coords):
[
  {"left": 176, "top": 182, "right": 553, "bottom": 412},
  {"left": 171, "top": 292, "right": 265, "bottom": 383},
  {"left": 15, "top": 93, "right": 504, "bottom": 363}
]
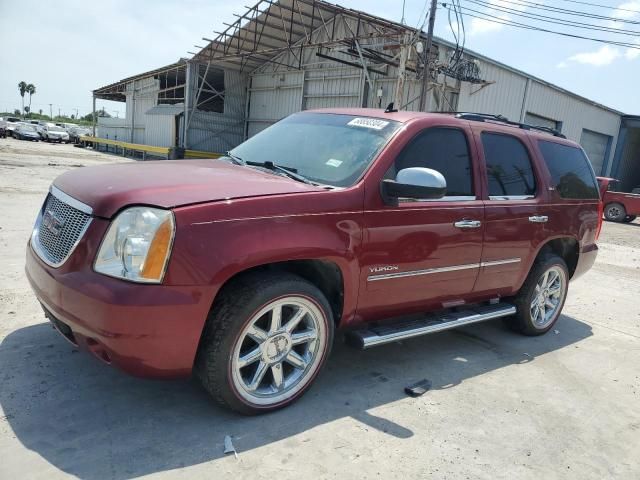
[
  {"left": 210, "top": 259, "right": 346, "bottom": 328},
  {"left": 534, "top": 236, "right": 579, "bottom": 279}
]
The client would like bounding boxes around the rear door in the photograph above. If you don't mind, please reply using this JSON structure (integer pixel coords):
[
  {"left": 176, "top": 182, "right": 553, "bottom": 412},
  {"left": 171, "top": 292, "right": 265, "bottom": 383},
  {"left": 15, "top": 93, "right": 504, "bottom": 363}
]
[
  {"left": 472, "top": 128, "right": 549, "bottom": 296},
  {"left": 358, "top": 125, "right": 485, "bottom": 321}
]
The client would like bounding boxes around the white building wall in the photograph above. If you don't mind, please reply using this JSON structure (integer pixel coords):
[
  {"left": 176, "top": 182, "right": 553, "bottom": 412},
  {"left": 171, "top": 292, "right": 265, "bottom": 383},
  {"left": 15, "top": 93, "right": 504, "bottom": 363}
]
[{"left": 144, "top": 114, "right": 175, "bottom": 148}]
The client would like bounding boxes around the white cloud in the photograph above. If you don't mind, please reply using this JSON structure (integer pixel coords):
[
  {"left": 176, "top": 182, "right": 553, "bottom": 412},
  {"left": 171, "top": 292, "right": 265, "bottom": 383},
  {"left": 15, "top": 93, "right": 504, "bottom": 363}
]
[
  {"left": 625, "top": 47, "right": 640, "bottom": 59},
  {"left": 567, "top": 46, "right": 622, "bottom": 66},
  {"left": 469, "top": 14, "right": 510, "bottom": 35},
  {"left": 611, "top": 1, "right": 640, "bottom": 20}
]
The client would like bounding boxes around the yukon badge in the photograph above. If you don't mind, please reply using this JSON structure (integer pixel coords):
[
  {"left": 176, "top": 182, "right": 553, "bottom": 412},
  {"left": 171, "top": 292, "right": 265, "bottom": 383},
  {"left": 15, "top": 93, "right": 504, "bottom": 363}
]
[{"left": 369, "top": 265, "right": 399, "bottom": 273}]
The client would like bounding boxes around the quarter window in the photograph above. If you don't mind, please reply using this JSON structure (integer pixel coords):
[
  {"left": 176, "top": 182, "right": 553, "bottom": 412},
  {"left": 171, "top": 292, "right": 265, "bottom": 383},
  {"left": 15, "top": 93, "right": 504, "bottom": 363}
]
[
  {"left": 391, "top": 128, "right": 474, "bottom": 197},
  {"left": 482, "top": 133, "right": 536, "bottom": 197},
  {"left": 538, "top": 140, "right": 599, "bottom": 199}
]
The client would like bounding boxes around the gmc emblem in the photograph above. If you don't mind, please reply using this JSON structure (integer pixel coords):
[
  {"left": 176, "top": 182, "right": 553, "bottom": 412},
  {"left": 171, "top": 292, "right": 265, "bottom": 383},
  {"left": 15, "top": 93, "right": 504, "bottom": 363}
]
[{"left": 42, "top": 210, "right": 65, "bottom": 236}]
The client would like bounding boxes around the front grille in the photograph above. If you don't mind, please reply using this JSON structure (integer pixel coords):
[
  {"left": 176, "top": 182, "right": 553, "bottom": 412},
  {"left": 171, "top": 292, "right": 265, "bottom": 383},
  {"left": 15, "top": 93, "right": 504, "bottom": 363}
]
[{"left": 32, "top": 189, "right": 92, "bottom": 266}]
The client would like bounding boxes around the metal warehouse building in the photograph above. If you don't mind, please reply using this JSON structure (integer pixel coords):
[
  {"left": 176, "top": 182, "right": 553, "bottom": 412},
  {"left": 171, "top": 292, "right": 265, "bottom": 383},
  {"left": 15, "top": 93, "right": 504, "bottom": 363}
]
[{"left": 92, "top": 0, "right": 640, "bottom": 191}]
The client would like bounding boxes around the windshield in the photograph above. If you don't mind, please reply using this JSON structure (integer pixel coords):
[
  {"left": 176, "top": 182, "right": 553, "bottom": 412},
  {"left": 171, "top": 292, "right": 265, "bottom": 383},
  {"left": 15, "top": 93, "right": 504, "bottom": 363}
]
[
  {"left": 229, "top": 113, "right": 401, "bottom": 187},
  {"left": 21, "top": 125, "right": 36, "bottom": 132}
]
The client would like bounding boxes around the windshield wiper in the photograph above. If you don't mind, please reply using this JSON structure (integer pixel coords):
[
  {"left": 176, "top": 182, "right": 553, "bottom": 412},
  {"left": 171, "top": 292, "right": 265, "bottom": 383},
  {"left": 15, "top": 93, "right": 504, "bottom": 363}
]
[
  {"left": 224, "top": 151, "right": 245, "bottom": 165},
  {"left": 246, "top": 160, "right": 315, "bottom": 185}
]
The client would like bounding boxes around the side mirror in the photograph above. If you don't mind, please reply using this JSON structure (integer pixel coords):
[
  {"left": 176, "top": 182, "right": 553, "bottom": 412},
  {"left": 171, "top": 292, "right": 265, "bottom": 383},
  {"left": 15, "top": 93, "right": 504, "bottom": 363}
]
[{"left": 381, "top": 167, "right": 447, "bottom": 204}]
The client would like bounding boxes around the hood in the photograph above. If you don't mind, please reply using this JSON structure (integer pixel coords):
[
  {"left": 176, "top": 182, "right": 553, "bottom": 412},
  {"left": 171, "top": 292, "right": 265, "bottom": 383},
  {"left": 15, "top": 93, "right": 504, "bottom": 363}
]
[{"left": 53, "top": 159, "right": 322, "bottom": 218}]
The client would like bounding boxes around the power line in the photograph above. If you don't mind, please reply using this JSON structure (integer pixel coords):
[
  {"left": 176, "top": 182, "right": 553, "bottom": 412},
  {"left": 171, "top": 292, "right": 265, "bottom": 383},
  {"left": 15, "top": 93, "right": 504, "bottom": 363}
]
[
  {"left": 441, "top": 4, "right": 640, "bottom": 49},
  {"left": 462, "top": 0, "right": 640, "bottom": 36},
  {"left": 480, "top": 0, "right": 640, "bottom": 25},
  {"left": 551, "top": 0, "right": 640, "bottom": 14}
]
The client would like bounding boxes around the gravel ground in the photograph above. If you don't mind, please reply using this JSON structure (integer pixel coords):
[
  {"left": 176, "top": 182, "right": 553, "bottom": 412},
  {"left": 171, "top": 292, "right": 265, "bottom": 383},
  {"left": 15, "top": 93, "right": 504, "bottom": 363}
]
[{"left": 0, "top": 137, "right": 638, "bottom": 480}]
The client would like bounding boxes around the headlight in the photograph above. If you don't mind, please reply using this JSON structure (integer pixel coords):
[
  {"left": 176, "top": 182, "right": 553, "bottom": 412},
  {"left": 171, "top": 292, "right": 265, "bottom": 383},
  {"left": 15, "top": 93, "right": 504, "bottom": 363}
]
[{"left": 94, "top": 207, "right": 175, "bottom": 283}]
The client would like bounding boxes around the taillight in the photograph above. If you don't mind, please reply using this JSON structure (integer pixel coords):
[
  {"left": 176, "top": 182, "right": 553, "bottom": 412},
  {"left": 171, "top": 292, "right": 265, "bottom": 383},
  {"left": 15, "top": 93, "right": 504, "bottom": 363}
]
[{"left": 595, "top": 200, "right": 603, "bottom": 240}]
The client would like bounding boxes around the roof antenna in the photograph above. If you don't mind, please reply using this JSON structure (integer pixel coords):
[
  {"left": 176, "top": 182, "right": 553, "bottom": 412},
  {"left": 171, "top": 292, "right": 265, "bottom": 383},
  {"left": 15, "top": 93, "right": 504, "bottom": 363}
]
[{"left": 384, "top": 102, "right": 398, "bottom": 113}]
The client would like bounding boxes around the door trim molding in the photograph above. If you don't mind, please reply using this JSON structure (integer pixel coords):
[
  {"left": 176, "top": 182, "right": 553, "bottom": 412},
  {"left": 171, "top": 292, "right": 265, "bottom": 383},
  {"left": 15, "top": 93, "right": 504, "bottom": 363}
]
[{"left": 367, "top": 257, "right": 521, "bottom": 282}]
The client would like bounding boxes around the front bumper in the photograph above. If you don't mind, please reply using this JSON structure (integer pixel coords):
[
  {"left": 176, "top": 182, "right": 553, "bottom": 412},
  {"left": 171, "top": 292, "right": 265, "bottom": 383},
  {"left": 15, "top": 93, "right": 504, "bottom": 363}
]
[{"left": 25, "top": 242, "right": 213, "bottom": 378}]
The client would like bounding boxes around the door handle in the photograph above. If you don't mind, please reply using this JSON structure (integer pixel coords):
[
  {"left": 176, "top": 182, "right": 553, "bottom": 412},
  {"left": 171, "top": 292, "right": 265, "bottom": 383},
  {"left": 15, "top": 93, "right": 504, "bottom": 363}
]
[
  {"left": 529, "top": 215, "right": 549, "bottom": 223},
  {"left": 454, "top": 220, "right": 482, "bottom": 229}
]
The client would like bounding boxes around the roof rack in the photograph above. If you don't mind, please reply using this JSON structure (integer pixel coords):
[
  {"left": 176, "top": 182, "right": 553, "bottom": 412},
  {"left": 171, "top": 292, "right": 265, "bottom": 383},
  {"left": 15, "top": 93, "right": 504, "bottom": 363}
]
[{"left": 454, "top": 112, "right": 566, "bottom": 138}]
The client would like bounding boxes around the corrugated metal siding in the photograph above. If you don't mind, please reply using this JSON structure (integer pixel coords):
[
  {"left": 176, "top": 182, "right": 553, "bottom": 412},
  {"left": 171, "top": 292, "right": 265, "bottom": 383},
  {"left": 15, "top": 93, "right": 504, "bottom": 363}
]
[
  {"left": 144, "top": 114, "right": 175, "bottom": 148},
  {"left": 247, "top": 71, "right": 303, "bottom": 136},
  {"left": 457, "top": 61, "right": 527, "bottom": 119},
  {"left": 526, "top": 81, "right": 620, "bottom": 142},
  {"left": 186, "top": 69, "right": 247, "bottom": 153}
]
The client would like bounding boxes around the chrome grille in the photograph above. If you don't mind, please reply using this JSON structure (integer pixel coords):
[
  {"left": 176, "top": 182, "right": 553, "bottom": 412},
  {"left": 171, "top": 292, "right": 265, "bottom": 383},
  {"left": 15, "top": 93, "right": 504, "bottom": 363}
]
[{"left": 32, "top": 188, "right": 92, "bottom": 267}]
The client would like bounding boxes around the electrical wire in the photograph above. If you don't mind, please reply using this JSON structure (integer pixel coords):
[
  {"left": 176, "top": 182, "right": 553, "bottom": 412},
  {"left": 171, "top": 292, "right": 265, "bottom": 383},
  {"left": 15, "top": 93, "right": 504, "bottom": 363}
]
[
  {"left": 462, "top": 0, "right": 640, "bottom": 36},
  {"left": 533, "top": 0, "right": 640, "bottom": 14},
  {"left": 476, "top": 0, "right": 640, "bottom": 25},
  {"left": 441, "top": 3, "right": 640, "bottom": 49}
]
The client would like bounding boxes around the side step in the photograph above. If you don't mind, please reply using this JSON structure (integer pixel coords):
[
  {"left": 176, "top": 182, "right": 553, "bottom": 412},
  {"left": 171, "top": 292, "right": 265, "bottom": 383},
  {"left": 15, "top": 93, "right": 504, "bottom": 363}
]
[{"left": 346, "top": 303, "right": 516, "bottom": 349}]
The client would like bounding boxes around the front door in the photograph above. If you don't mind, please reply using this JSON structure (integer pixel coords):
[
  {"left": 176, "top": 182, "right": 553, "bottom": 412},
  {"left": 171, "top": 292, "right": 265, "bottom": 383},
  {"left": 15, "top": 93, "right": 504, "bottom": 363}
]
[{"left": 357, "top": 126, "right": 485, "bottom": 321}]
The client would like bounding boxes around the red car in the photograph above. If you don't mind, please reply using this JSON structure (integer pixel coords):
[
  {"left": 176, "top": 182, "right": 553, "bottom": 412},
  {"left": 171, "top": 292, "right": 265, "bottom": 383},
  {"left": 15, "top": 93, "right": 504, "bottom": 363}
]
[
  {"left": 26, "top": 109, "right": 600, "bottom": 414},
  {"left": 597, "top": 177, "right": 640, "bottom": 223}
]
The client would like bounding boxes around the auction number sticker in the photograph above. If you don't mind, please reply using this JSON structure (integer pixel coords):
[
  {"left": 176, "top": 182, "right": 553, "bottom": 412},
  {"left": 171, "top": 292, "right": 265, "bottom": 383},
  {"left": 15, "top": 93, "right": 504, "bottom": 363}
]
[{"left": 347, "top": 118, "right": 389, "bottom": 130}]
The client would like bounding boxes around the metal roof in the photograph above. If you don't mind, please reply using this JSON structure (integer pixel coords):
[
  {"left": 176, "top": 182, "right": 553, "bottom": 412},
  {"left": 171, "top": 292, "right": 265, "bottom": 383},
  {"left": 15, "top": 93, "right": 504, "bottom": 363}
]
[
  {"left": 146, "top": 104, "right": 185, "bottom": 116},
  {"left": 93, "top": 59, "right": 187, "bottom": 101}
]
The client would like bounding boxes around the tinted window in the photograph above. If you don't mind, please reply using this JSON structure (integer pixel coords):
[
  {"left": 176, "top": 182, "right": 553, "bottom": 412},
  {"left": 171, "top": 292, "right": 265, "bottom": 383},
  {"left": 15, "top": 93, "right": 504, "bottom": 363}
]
[
  {"left": 482, "top": 133, "right": 536, "bottom": 197},
  {"left": 538, "top": 140, "right": 599, "bottom": 199},
  {"left": 392, "top": 128, "right": 473, "bottom": 196}
]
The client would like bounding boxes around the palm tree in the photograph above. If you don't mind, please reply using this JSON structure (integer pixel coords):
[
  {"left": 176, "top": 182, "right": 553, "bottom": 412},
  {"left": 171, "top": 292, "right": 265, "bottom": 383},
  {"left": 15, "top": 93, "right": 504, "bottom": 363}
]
[
  {"left": 18, "top": 81, "right": 27, "bottom": 116},
  {"left": 26, "top": 84, "right": 36, "bottom": 118}
]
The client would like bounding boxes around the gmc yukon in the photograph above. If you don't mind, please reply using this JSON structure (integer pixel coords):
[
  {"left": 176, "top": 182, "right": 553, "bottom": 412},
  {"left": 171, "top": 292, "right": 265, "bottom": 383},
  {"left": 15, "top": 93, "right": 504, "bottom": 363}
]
[{"left": 26, "top": 109, "right": 601, "bottom": 414}]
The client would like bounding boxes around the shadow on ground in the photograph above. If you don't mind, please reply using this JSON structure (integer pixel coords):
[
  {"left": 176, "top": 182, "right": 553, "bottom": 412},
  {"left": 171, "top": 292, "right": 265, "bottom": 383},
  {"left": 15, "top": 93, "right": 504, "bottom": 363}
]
[{"left": 0, "top": 315, "right": 592, "bottom": 479}]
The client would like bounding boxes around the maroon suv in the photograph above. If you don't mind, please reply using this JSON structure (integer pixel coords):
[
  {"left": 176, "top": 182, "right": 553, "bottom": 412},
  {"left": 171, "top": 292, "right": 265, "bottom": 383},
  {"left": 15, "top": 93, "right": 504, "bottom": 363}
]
[{"left": 26, "top": 109, "right": 601, "bottom": 414}]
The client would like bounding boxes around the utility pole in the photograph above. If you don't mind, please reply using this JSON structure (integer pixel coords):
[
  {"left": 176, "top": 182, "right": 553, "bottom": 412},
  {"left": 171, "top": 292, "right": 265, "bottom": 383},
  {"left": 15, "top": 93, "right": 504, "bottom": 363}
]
[
  {"left": 418, "top": 0, "right": 438, "bottom": 112},
  {"left": 58, "top": 108, "right": 61, "bottom": 119},
  {"left": 393, "top": 32, "right": 411, "bottom": 108},
  {"left": 49, "top": 103, "right": 53, "bottom": 120}
]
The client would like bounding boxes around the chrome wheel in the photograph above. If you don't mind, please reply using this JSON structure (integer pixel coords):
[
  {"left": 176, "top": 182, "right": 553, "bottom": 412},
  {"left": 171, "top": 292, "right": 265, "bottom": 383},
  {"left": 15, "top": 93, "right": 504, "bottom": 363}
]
[
  {"left": 230, "top": 296, "right": 327, "bottom": 406},
  {"left": 530, "top": 266, "right": 566, "bottom": 328}
]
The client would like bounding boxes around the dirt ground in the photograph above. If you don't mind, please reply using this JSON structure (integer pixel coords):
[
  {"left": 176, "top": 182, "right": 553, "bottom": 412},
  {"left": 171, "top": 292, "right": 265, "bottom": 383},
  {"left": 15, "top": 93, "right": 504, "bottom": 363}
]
[{"left": 0, "top": 137, "right": 639, "bottom": 480}]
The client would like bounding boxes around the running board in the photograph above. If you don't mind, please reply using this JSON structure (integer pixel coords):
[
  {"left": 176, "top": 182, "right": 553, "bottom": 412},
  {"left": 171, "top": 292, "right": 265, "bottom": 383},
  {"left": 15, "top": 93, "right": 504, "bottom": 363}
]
[{"left": 346, "top": 303, "right": 516, "bottom": 350}]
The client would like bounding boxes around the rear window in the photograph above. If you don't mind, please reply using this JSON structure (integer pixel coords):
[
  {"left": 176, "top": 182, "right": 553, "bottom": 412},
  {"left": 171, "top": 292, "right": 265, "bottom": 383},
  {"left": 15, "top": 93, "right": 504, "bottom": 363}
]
[{"left": 538, "top": 141, "right": 599, "bottom": 199}]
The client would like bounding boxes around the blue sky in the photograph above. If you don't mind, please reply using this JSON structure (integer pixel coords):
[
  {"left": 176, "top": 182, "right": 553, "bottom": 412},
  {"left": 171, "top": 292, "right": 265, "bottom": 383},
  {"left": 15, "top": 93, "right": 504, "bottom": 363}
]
[{"left": 1, "top": 0, "right": 638, "bottom": 117}]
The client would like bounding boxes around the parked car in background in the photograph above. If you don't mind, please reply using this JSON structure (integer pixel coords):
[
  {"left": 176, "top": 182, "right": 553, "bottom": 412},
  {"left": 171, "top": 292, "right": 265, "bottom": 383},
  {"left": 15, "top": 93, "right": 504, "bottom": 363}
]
[
  {"left": 5, "top": 117, "right": 21, "bottom": 137},
  {"left": 41, "top": 124, "right": 70, "bottom": 143},
  {"left": 26, "top": 120, "right": 47, "bottom": 139},
  {"left": 26, "top": 108, "right": 601, "bottom": 414},
  {"left": 67, "top": 125, "right": 91, "bottom": 143},
  {"left": 597, "top": 177, "right": 640, "bottom": 223},
  {"left": 0, "top": 118, "right": 7, "bottom": 138},
  {"left": 14, "top": 123, "right": 41, "bottom": 141}
]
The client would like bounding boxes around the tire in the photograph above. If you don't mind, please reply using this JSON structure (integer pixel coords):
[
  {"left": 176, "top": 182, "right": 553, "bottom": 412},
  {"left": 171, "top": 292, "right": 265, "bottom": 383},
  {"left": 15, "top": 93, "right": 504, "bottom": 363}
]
[
  {"left": 195, "top": 272, "right": 334, "bottom": 415},
  {"left": 622, "top": 215, "right": 637, "bottom": 223},
  {"left": 507, "top": 253, "right": 569, "bottom": 336},
  {"left": 604, "top": 202, "right": 627, "bottom": 222}
]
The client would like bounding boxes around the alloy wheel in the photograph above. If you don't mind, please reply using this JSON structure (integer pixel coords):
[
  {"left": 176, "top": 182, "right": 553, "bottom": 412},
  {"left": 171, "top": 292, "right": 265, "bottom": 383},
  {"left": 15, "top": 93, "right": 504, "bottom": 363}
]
[
  {"left": 530, "top": 266, "right": 566, "bottom": 328},
  {"left": 230, "top": 296, "right": 327, "bottom": 406}
]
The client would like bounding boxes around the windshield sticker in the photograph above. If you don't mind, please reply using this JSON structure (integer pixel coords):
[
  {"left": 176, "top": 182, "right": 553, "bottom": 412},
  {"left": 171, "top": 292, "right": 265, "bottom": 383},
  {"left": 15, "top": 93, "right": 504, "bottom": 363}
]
[
  {"left": 347, "top": 118, "right": 390, "bottom": 130},
  {"left": 326, "top": 159, "right": 343, "bottom": 168}
]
